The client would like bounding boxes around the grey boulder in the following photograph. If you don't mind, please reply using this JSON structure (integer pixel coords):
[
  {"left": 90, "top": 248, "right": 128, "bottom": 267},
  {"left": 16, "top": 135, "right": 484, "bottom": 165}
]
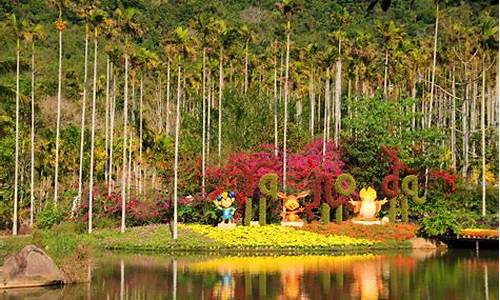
[{"left": 0, "top": 245, "right": 66, "bottom": 289}]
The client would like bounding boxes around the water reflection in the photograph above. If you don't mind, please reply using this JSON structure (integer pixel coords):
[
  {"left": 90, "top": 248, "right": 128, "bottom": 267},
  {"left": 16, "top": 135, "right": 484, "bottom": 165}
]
[{"left": 0, "top": 250, "right": 497, "bottom": 300}]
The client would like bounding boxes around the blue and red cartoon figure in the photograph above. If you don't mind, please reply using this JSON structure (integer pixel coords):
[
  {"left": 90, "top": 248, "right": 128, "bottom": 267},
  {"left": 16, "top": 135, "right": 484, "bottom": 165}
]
[{"left": 213, "top": 191, "right": 236, "bottom": 224}]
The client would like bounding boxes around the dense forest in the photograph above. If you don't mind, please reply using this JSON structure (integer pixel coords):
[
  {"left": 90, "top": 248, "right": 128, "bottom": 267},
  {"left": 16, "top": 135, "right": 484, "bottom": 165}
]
[{"left": 0, "top": 0, "right": 498, "bottom": 234}]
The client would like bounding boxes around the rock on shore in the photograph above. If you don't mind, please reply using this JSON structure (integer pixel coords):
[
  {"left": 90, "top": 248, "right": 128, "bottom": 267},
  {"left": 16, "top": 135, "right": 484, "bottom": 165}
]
[{"left": 0, "top": 245, "right": 66, "bottom": 289}]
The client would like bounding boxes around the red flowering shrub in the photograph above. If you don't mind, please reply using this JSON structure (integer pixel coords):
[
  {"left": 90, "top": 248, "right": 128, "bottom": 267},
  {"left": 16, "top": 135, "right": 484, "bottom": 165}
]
[
  {"left": 429, "top": 169, "right": 457, "bottom": 194},
  {"left": 206, "top": 139, "right": 346, "bottom": 220}
]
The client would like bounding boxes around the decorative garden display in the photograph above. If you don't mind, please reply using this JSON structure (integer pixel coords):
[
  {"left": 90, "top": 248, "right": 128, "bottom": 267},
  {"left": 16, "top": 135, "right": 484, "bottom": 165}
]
[
  {"left": 278, "top": 191, "right": 310, "bottom": 227},
  {"left": 213, "top": 192, "right": 237, "bottom": 228},
  {"left": 349, "top": 187, "right": 388, "bottom": 225}
]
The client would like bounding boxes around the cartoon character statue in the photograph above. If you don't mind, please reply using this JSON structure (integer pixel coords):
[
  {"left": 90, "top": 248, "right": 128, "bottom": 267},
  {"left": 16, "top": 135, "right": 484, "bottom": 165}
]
[
  {"left": 277, "top": 191, "right": 310, "bottom": 223},
  {"left": 349, "top": 187, "right": 387, "bottom": 220},
  {"left": 213, "top": 191, "right": 236, "bottom": 225}
]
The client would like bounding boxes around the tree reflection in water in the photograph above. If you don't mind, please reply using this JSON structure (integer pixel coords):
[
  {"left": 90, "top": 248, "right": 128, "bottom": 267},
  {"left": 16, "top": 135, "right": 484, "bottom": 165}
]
[{"left": 0, "top": 250, "right": 497, "bottom": 299}]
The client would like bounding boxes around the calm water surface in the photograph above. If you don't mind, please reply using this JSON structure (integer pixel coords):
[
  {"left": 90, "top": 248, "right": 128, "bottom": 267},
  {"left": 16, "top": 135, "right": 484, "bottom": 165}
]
[{"left": 2, "top": 249, "right": 498, "bottom": 300}]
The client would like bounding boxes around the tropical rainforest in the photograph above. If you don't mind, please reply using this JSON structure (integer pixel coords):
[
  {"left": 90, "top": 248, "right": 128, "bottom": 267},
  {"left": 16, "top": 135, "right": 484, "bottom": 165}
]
[{"left": 0, "top": 0, "right": 498, "bottom": 235}]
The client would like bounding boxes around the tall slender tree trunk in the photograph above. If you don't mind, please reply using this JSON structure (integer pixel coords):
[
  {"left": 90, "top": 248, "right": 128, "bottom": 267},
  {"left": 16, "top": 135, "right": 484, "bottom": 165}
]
[
  {"left": 278, "top": 51, "right": 283, "bottom": 102},
  {"left": 77, "top": 27, "right": 89, "bottom": 215},
  {"left": 428, "top": 3, "right": 439, "bottom": 128},
  {"left": 54, "top": 29, "right": 63, "bottom": 205},
  {"left": 274, "top": 49, "right": 278, "bottom": 157},
  {"left": 334, "top": 40, "right": 342, "bottom": 145},
  {"left": 471, "top": 63, "right": 478, "bottom": 158},
  {"left": 317, "top": 73, "right": 321, "bottom": 133},
  {"left": 30, "top": 41, "right": 36, "bottom": 226},
  {"left": 322, "top": 68, "right": 330, "bottom": 162},
  {"left": 108, "top": 69, "right": 116, "bottom": 196},
  {"left": 166, "top": 62, "right": 171, "bottom": 135},
  {"left": 139, "top": 76, "right": 143, "bottom": 195},
  {"left": 157, "top": 78, "right": 162, "bottom": 133},
  {"left": 13, "top": 37, "right": 20, "bottom": 235},
  {"left": 128, "top": 79, "right": 135, "bottom": 197},
  {"left": 218, "top": 47, "right": 223, "bottom": 166},
  {"left": 451, "top": 67, "right": 457, "bottom": 171},
  {"left": 88, "top": 29, "right": 98, "bottom": 234},
  {"left": 411, "top": 73, "right": 416, "bottom": 131},
  {"left": 462, "top": 65, "right": 469, "bottom": 178},
  {"left": 121, "top": 51, "right": 129, "bottom": 233},
  {"left": 481, "top": 62, "right": 486, "bottom": 216},
  {"left": 309, "top": 69, "right": 315, "bottom": 136},
  {"left": 173, "top": 65, "right": 181, "bottom": 240},
  {"left": 104, "top": 56, "right": 110, "bottom": 184},
  {"left": 244, "top": 42, "right": 248, "bottom": 94},
  {"left": 383, "top": 49, "right": 388, "bottom": 99},
  {"left": 283, "top": 21, "right": 290, "bottom": 191},
  {"left": 207, "top": 70, "right": 212, "bottom": 161},
  {"left": 201, "top": 48, "right": 206, "bottom": 195}
]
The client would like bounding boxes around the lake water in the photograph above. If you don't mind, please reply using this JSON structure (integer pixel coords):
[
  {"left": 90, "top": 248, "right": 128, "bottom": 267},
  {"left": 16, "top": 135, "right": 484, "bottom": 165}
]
[{"left": 2, "top": 249, "right": 498, "bottom": 299}]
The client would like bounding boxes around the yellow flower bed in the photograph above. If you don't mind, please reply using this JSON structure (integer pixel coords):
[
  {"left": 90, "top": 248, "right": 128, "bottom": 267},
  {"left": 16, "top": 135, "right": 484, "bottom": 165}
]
[{"left": 184, "top": 224, "right": 374, "bottom": 249}]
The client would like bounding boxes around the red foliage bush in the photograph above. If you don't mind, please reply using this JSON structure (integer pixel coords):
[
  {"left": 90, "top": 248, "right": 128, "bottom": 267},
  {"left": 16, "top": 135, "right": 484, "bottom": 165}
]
[
  {"left": 206, "top": 139, "right": 346, "bottom": 218},
  {"left": 380, "top": 145, "right": 414, "bottom": 176},
  {"left": 429, "top": 169, "right": 457, "bottom": 193}
]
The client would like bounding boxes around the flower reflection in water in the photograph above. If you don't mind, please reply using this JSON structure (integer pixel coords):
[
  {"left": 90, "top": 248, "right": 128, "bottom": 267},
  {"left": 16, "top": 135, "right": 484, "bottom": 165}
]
[
  {"left": 212, "top": 272, "right": 235, "bottom": 300},
  {"left": 190, "top": 254, "right": 386, "bottom": 299},
  {"left": 15, "top": 250, "right": 494, "bottom": 300}
]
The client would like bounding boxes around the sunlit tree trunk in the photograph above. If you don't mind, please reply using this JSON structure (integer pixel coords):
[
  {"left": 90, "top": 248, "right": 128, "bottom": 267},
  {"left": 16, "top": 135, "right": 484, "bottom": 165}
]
[
  {"left": 173, "top": 65, "right": 181, "bottom": 240},
  {"left": 274, "top": 49, "right": 278, "bottom": 157},
  {"left": 30, "top": 41, "right": 36, "bottom": 226},
  {"left": 244, "top": 41, "right": 248, "bottom": 94},
  {"left": 471, "top": 64, "right": 478, "bottom": 158},
  {"left": 411, "top": 73, "right": 416, "bottom": 131},
  {"left": 334, "top": 41, "right": 342, "bottom": 145},
  {"left": 88, "top": 28, "right": 98, "bottom": 234},
  {"left": 309, "top": 68, "right": 315, "bottom": 136},
  {"left": 76, "top": 26, "right": 89, "bottom": 215},
  {"left": 322, "top": 68, "right": 330, "bottom": 162},
  {"left": 462, "top": 65, "right": 469, "bottom": 178},
  {"left": 317, "top": 73, "right": 321, "bottom": 133},
  {"left": 128, "top": 79, "right": 135, "bottom": 197},
  {"left": 383, "top": 49, "right": 388, "bottom": 99},
  {"left": 121, "top": 51, "right": 129, "bottom": 233},
  {"left": 13, "top": 36, "right": 20, "bottom": 235},
  {"left": 201, "top": 47, "right": 206, "bottom": 195},
  {"left": 451, "top": 67, "right": 457, "bottom": 171},
  {"left": 139, "top": 76, "right": 143, "bottom": 195},
  {"left": 166, "top": 62, "right": 171, "bottom": 135},
  {"left": 54, "top": 26, "right": 63, "bottom": 205},
  {"left": 481, "top": 63, "right": 486, "bottom": 216},
  {"left": 283, "top": 20, "right": 290, "bottom": 190},
  {"left": 157, "top": 77, "right": 162, "bottom": 133},
  {"left": 218, "top": 47, "right": 223, "bottom": 166},
  {"left": 108, "top": 69, "right": 116, "bottom": 196},
  {"left": 207, "top": 70, "right": 212, "bottom": 161},
  {"left": 427, "top": 3, "right": 439, "bottom": 128},
  {"left": 105, "top": 56, "right": 110, "bottom": 185}
]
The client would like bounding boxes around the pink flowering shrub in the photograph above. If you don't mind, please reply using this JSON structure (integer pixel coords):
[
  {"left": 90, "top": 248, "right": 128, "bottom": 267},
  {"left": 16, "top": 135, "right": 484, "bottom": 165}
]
[{"left": 205, "top": 139, "right": 345, "bottom": 220}]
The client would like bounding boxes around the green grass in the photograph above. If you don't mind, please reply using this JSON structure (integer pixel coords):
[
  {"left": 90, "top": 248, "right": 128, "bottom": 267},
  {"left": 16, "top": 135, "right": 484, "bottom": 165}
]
[
  {"left": 1, "top": 223, "right": 412, "bottom": 264},
  {"left": 92, "top": 224, "right": 219, "bottom": 251}
]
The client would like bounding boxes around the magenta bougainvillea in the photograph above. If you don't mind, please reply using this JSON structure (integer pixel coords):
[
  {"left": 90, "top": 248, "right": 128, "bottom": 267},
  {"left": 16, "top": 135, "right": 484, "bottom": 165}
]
[{"left": 205, "top": 139, "right": 345, "bottom": 217}]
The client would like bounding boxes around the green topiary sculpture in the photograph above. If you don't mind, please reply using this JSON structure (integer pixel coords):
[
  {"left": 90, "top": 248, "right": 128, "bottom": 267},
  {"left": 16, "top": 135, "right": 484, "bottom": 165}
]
[
  {"left": 388, "top": 197, "right": 398, "bottom": 223},
  {"left": 259, "top": 197, "right": 266, "bottom": 225},
  {"left": 244, "top": 197, "right": 252, "bottom": 226},
  {"left": 320, "top": 203, "right": 331, "bottom": 224},
  {"left": 335, "top": 204, "right": 343, "bottom": 224},
  {"left": 335, "top": 173, "right": 356, "bottom": 196},
  {"left": 402, "top": 175, "right": 426, "bottom": 204},
  {"left": 400, "top": 196, "right": 409, "bottom": 223},
  {"left": 258, "top": 173, "right": 278, "bottom": 225}
]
